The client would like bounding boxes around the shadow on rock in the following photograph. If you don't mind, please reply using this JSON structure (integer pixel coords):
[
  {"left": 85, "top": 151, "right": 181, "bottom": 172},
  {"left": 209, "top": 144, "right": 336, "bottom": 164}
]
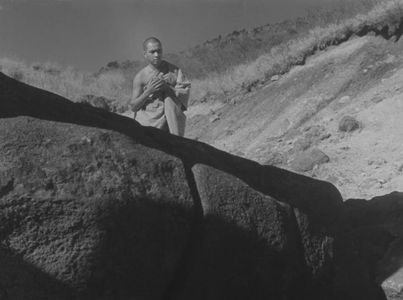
[
  {"left": 85, "top": 200, "right": 304, "bottom": 300},
  {"left": 78, "top": 191, "right": 403, "bottom": 300},
  {"left": 334, "top": 192, "right": 403, "bottom": 300},
  {"left": 0, "top": 246, "right": 75, "bottom": 300},
  {"left": 80, "top": 200, "right": 195, "bottom": 300},
  {"left": 2, "top": 191, "right": 398, "bottom": 300}
]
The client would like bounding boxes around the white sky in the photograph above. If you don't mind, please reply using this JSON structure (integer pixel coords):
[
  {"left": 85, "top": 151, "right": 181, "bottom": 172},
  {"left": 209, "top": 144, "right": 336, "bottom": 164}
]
[{"left": 0, "top": 0, "right": 333, "bottom": 71}]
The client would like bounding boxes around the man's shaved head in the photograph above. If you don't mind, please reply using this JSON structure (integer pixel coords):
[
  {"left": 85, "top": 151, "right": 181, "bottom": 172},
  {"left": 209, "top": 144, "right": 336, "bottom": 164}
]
[{"left": 143, "top": 37, "right": 162, "bottom": 51}]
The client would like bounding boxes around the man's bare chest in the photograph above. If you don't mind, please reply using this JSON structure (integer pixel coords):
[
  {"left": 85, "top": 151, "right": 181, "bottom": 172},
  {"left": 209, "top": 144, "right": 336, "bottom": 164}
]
[{"left": 142, "top": 64, "right": 177, "bottom": 85}]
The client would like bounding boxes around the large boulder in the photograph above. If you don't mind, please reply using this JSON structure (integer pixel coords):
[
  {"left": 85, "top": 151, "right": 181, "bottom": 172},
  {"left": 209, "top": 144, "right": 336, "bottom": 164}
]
[
  {"left": 0, "top": 117, "right": 194, "bottom": 299},
  {"left": 6, "top": 71, "right": 400, "bottom": 299},
  {"left": 180, "top": 164, "right": 306, "bottom": 300},
  {"left": 0, "top": 115, "right": 337, "bottom": 300}
]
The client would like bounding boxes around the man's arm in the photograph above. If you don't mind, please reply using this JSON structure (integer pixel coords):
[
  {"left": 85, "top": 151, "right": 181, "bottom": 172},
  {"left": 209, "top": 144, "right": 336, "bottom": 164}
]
[
  {"left": 174, "top": 69, "right": 191, "bottom": 110},
  {"left": 130, "top": 73, "right": 164, "bottom": 112}
]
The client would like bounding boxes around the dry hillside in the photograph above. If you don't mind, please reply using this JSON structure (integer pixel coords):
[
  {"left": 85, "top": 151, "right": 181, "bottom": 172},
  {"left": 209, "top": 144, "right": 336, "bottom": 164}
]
[{"left": 186, "top": 34, "right": 403, "bottom": 201}]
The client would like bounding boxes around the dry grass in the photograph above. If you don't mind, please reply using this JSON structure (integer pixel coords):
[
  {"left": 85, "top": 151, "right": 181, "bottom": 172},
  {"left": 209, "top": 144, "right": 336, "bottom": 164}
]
[
  {"left": 190, "top": 0, "right": 403, "bottom": 103},
  {"left": 0, "top": 57, "right": 131, "bottom": 109}
]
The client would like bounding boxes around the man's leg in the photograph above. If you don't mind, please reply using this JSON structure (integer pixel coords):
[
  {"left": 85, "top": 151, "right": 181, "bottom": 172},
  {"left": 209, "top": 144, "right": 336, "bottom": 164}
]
[{"left": 164, "top": 96, "right": 186, "bottom": 136}]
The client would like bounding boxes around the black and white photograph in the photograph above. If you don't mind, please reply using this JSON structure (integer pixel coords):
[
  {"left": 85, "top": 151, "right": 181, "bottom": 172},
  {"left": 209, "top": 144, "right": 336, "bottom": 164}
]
[{"left": 1, "top": 0, "right": 403, "bottom": 299}]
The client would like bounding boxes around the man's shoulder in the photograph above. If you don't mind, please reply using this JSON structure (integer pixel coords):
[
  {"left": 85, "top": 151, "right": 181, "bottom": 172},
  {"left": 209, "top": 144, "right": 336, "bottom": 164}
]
[
  {"left": 134, "top": 65, "right": 151, "bottom": 81},
  {"left": 163, "top": 60, "right": 180, "bottom": 72},
  {"left": 137, "top": 64, "right": 152, "bottom": 75}
]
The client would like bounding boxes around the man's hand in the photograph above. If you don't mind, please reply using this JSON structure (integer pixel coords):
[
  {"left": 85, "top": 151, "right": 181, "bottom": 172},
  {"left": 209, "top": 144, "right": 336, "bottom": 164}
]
[
  {"left": 145, "top": 76, "right": 165, "bottom": 95},
  {"left": 162, "top": 73, "right": 177, "bottom": 86}
]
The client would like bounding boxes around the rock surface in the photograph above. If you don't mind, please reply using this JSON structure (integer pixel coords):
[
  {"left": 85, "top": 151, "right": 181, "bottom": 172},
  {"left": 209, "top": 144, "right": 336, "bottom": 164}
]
[
  {"left": 185, "top": 164, "right": 306, "bottom": 299},
  {"left": 289, "top": 148, "right": 330, "bottom": 172},
  {"left": 1, "top": 72, "right": 403, "bottom": 299},
  {"left": 0, "top": 117, "right": 194, "bottom": 300},
  {"left": 334, "top": 192, "right": 403, "bottom": 300},
  {"left": 379, "top": 238, "right": 403, "bottom": 300}
]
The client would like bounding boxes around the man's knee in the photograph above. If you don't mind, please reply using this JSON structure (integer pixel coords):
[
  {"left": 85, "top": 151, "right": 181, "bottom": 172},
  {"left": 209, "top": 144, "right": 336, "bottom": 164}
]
[
  {"left": 164, "top": 96, "right": 180, "bottom": 112},
  {"left": 164, "top": 96, "right": 174, "bottom": 103}
]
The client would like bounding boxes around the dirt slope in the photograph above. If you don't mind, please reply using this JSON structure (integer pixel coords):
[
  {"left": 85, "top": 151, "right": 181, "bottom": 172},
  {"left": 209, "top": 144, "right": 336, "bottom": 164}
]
[{"left": 187, "top": 35, "right": 403, "bottom": 200}]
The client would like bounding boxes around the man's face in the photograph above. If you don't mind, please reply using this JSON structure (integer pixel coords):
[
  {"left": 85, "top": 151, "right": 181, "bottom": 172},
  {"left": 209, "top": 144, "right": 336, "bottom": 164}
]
[{"left": 144, "top": 41, "right": 163, "bottom": 67}]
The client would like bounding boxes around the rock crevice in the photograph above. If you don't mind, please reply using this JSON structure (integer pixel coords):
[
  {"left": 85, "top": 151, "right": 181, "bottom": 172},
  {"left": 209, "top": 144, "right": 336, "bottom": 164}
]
[{"left": 162, "top": 163, "right": 205, "bottom": 300}]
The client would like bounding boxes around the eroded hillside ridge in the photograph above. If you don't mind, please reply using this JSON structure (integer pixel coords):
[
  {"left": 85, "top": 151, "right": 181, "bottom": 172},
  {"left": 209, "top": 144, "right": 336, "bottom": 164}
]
[
  {"left": 187, "top": 33, "right": 403, "bottom": 201},
  {"left": 99, "top": 1, "right": 403, "bottom": 94},
  {"left": 1, "top": 73, "right": 403, "bottom": 299}
]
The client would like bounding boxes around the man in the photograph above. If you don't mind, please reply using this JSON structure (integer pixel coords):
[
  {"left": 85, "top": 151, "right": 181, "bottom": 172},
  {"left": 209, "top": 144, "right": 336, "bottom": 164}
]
[{"left": 131, "top": 37, "right": 190, "bottom": 136}]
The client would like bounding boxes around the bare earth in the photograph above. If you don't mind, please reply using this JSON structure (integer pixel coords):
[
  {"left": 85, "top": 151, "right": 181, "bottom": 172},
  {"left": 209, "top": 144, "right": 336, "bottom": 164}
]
[{"left": 187, "top": 35, "right": 403, "bottom": 201}]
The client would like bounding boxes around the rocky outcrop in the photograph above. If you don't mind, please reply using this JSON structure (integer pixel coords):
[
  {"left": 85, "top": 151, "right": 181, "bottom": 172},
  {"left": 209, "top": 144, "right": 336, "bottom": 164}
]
[
  {"left": 182, "top": 164, "right": 306, "bottom": 299},
  {"left": 0, "top": 117, "right": 194, "bottom": 299},
  {"left": 1, "top": 72, "right": 402, "bottom": 299},
  {"left": 338, "top": 115, "right": 361, "bottom": 132},
  {"left": 333, "top": 192, "right": 403, "bottom": 300},
  {"left": 379, "top": 237, "right": 403, "bottom": 299},
  {"left": 289, "top": 148, "right": 330, "bottom": 172}
]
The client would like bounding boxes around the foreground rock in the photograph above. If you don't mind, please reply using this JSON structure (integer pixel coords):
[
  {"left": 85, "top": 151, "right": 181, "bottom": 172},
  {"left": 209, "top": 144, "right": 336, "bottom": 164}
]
[
  {"left": 185, "top": 164, "right": 306, "bottom": 299},
  {"left": 1, "top": 72, "right": 402, "bottom": 299},
  {"left": 0, "top": 117, "right": 194, "bottom": 299},
  {"left": 335, "top": 192, "right": 403, "bottom": 300},
  {"left": 379, "top": 238, "right": 403, "bottom": 299}
]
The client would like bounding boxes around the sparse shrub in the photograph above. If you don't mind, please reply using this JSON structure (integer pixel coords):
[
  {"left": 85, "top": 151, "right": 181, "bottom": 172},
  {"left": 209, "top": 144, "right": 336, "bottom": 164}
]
[
  {"left": 77, "top": 94, "right": 117, "bottom": 112},
  {"left": 0, "top": 58, "right": 26, "bottom": 82},
  {"left": 9, "top": 70, "right": 24, "bottom": 81},
  {"left": 0, "top": 58, "right": 131, "bottom": 109}
]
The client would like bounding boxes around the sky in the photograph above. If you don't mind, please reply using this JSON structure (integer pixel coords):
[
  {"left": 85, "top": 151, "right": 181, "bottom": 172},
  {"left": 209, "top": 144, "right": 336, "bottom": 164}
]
[{"left": 0, "top": 0, "right": 333, "bottom": 72}]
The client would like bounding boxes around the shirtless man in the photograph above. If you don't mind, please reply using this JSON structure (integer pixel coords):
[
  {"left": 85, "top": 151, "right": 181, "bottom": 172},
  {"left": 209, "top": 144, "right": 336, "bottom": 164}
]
[{"left": 131, "top": 37, "right": 190, "bottom": 136}]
